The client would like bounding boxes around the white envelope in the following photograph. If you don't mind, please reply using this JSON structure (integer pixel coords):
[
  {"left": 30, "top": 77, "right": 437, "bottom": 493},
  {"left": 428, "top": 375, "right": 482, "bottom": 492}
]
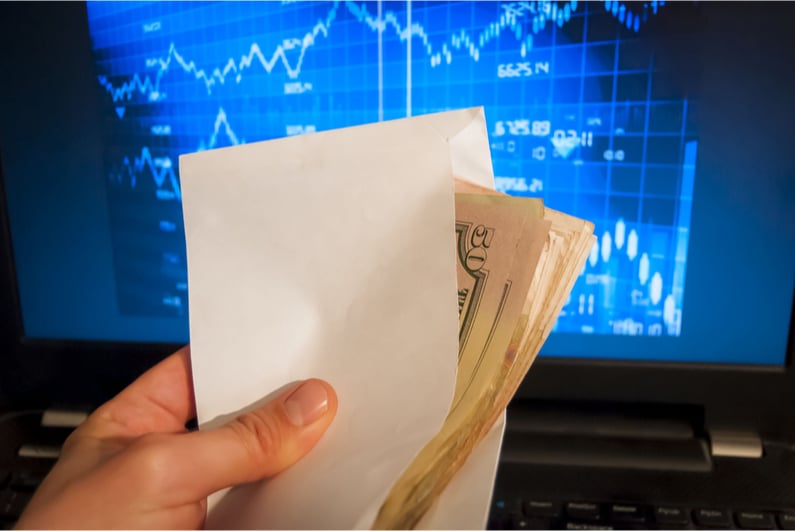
[{"left": 180, "top": 107, "right": 503, "bottom": 530}]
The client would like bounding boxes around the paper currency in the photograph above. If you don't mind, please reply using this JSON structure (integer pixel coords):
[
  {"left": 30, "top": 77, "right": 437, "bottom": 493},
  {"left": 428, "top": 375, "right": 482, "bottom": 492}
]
[
  {"left": 453, "top": 179, "right": 596, "bottom": 411},
  {"left": 452, "top": 193, "right": 548, "bottom": 414},
  {"left": 373, "top": 181, "right": 594, "bottom": 530}
]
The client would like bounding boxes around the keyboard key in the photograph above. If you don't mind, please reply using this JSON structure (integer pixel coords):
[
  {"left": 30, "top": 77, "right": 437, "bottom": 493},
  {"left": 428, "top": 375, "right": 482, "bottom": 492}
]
[
  {"left": 17, "top": 444, "right": 61, "bottom": 460},
  {"left": 0, "top": 490, "right": 32, "bottom": 519},
  {"left": 609, "top": 503, "right": 647, "bottom": 523},
  {"left": 567, "top": 502, "right": 602, "bottom": 521},
  {"left": 778, "top": 513, "right": 795, "bottom": 530},
  {"left": 492, "top": 497, "right": 516, "bottom": 514},
  {"left": 735, "top": 511, "right": 774, "bottom": 529},
  {"left": 655, "top": 506, "right": 691, "bottom": 527},
  {"left": 524, "top": 500, "right": 562, "bottom": 518},
  {"left": 564, "top": 521, "right": 613, "bottom": 530},
  {"left": 694, "top": 508, "right": 731, "bottom": 528},
  {"left": 488, "top": 498, "right": 514, "bottom": 530}
]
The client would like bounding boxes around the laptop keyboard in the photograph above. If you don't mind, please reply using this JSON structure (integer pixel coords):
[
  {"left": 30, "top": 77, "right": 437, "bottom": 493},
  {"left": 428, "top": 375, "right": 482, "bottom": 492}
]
[
  {"left": 3, "top": 467, "right": 795, "bottom": 529},
  {"left": 489, "top": 499, "right": 795, "bottom": 530},
  {"left": 3, "top": 444, "right": 795, "bottom": 530}
]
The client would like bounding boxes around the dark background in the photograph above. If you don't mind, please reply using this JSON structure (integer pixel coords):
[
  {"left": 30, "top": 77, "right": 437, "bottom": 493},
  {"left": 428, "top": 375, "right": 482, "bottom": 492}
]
[{"left": 0, "top": 1, "right": 794, "bottom": 518}]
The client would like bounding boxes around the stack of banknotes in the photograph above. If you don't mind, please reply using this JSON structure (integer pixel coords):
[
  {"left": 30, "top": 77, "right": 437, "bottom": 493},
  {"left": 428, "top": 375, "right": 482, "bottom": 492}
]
[{"left": 374, "top": 178, "right": 595, "bottom": 529}]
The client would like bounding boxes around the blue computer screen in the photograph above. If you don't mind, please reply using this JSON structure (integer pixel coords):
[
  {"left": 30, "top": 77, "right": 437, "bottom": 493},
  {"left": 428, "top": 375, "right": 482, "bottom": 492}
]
[
  {"left": 5, "top": 1, "right": 792, "bottom": 365},
  {"left": 86, "top": 0, "right": 694, "bottom": 335}
]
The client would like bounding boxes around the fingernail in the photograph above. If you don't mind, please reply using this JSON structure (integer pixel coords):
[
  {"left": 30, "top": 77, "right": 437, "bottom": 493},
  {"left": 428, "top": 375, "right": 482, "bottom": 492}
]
[{"left": 284, "top": 380, "right": 329, "bottom": 427}]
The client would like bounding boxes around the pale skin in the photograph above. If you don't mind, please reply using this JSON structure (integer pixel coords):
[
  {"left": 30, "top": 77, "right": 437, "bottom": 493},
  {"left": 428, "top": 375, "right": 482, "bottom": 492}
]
[{"left": 14, "top": 345, "right": 338, "bottom": 530}]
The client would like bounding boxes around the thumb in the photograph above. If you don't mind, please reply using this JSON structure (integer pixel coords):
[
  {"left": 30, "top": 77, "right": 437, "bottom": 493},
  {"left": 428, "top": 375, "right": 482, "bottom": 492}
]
[{"left": 168, "top": 378, "right": 338, "bottom": 499}]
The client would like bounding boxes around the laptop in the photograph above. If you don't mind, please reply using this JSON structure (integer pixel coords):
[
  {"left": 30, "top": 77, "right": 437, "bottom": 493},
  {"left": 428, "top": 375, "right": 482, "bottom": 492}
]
[{"left": 0, "top": 1, "right": 793, "bottom": 529}]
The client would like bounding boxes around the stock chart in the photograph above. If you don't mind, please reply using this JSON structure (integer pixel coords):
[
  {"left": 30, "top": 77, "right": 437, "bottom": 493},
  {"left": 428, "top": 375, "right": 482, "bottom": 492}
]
[{"left": 87, "top": 0, "right": 697, "bottom": 337}]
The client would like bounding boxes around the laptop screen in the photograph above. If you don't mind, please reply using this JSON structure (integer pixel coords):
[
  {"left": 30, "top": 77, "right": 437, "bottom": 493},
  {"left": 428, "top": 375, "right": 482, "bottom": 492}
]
[{"left": 2, "top": 1, "right": 793, "bottom": 365}]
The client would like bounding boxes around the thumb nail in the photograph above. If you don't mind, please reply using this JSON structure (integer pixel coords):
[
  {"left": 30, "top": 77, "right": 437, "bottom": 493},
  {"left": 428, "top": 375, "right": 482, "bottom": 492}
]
[{"left": 284, "top": 379, "right": 330, "bottom": 427}]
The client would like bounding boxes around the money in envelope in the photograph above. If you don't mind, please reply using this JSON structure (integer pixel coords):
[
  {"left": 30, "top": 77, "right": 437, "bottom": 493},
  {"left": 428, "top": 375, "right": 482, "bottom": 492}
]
[{"left": 179, "top": 107, "right": 594, "bottom": 529}]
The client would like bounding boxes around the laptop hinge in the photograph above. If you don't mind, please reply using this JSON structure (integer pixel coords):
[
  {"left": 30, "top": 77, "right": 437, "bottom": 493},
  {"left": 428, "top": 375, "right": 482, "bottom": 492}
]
[
  {"left": 708, "top": 430, "right": 763, "bottom": 458},
  {"left": 503, "top": 401, "right": 713, "bottom": 472}
]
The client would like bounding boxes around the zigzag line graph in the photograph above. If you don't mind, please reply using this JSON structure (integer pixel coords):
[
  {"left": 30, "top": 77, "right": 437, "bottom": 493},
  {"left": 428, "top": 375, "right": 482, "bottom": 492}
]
[
  {"left": 116, "top": 107, "right": 241, "bottom": 199},
  {"left": 92, "top": 0, "right": 693, "bottom": 333},
  {"left": 197, "top": 107, "right": 242, "bottom": 151},
  {"left": 116, "top": 147, "right": 180, "bottom": 200},
  {"left": 106, "top": 0, "right": 668, "bottom": 203},
  {"left": 98, "top": 0, "right": 665, "bottom": 103},
  {"left": 98, "top": 3, "right": 341, "bottom": 102}
]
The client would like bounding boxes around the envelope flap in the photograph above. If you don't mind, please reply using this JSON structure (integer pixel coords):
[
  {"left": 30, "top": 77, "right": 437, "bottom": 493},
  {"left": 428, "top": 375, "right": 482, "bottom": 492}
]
[{"left": 416, "top": 106, "right": 495, "bottom": 191}]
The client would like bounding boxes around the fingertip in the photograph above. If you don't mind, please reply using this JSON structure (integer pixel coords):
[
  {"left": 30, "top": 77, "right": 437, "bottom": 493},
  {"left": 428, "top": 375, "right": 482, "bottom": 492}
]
[
  {"left": 283, "top": 379, "right": 331, "bottom": 427},
  {"left": 168, "top": 377, "right": 339, "bottom": 498},
  {"left": 308, "top": 378, "right": 339, "bottom": 419},
  {"left": 323, "top": 380, "right": 339, "bottom": 426},
  {"left": 284, "top": 378, "right": 339, "bottom": 468},
  {"left": 284, "top": 379, "right": 338, "bottom": 451},
  {"left": 309, "top": 378, "right": 339, "bottom": 430}
]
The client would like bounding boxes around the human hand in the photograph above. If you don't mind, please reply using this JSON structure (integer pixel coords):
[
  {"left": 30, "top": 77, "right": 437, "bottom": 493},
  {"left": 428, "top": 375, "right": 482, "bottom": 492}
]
[{"left": 15, "top": 346, "right": 338, "bottom": 529}]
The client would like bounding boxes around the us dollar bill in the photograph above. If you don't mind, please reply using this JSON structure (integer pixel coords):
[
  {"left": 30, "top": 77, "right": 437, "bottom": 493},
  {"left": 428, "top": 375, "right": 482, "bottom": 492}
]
[
  {"left": 450, "top": 193, "right": 548, "bottom": 416},
  {"left": 452, "top": 179, "right": 596, "bottom": 414},
  {"left": 373, "top": 190, "right": 549, "bottom": 530}
]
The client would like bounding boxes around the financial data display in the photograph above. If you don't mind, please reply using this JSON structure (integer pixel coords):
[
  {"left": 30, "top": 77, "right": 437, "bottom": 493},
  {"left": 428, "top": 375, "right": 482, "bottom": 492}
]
[{"left": 86, "top": 0, "right": 697, "bottom": 338}]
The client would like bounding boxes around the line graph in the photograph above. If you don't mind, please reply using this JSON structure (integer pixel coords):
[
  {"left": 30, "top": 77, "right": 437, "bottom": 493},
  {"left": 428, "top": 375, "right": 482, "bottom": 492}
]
[
  {"left": 113, "top": 147, "right": 180, "bottom": 200},
  {"left": 88, "top": 0, "right": 696, "bottom": 337},
  {"left": 97, "top": 3, "right": 341, "bottom": 102},
  {"left": 113, "top": 107, "right": 243, "bottom": 200},
  {"left": 198, "top": 107, "right": 243, "bottom": 151},
  {"left": 97, "top": 0, "right": 665, "bottom": 104}
]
